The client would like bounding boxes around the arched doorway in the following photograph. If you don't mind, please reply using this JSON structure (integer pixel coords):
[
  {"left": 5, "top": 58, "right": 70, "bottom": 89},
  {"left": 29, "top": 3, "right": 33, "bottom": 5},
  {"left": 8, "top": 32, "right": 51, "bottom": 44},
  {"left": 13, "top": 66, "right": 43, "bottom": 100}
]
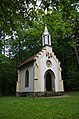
[
  {"left": 46, "top": 72, "right": 52, "bottom": 91},
  {"left": 45, "top": 70, "right": 55, "bottom": 92}
]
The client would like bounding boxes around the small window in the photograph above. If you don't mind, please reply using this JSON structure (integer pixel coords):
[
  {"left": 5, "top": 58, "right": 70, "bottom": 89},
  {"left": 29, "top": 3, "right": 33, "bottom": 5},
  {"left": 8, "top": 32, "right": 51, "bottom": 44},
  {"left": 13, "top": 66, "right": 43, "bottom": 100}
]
[
  {"left": 46, "top": 60, "right": 52, "bottom": 67},
  {"left": 25, "top": 69, "right": 29, "bottom": 87}
]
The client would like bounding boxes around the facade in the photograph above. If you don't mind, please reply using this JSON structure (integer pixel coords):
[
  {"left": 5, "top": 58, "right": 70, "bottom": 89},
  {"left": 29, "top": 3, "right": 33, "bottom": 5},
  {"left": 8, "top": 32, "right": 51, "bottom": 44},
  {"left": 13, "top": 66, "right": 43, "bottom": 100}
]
[{"left": 16, "top": 26, "right": 64, "bottom": 96}]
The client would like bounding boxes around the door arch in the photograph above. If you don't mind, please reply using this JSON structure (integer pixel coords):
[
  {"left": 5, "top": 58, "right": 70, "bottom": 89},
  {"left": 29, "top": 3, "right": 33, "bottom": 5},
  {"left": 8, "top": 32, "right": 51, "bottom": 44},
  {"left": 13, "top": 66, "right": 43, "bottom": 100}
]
[{"left": 45, "top": 70, "right": 55, "bottom": 92}]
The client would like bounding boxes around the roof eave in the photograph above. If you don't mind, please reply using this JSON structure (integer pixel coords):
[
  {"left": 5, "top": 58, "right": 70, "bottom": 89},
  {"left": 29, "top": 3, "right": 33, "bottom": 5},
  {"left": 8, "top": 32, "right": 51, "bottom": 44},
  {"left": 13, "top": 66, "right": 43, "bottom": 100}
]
[{"left": 18, "top": 59, "right": 36, "bottom": 69}]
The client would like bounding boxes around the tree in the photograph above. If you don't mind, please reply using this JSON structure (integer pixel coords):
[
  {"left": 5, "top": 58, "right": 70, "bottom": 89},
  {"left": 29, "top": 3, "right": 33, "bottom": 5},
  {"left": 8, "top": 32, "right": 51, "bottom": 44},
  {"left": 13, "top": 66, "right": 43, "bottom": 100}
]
[
  {"left": 0, "top": 54, "right": 16, "bottom": 96},
  {"left": 0, "top": 0, "right": 38, "bottom": 38}
]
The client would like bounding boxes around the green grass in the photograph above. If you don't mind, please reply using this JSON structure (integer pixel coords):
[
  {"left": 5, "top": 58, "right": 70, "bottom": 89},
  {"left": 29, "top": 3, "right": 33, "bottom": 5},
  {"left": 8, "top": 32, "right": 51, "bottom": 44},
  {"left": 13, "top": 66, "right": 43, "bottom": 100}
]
[{"left": 0, "top": 92, "right": 79, "bottom": 119}]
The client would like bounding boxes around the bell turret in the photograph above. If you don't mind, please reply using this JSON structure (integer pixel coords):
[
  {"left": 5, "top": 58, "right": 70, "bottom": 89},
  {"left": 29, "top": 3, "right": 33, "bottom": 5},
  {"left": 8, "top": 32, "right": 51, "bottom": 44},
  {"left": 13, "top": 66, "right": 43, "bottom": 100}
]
[{"left": 42, "top": 26, "right": 51, "bottom": 46}]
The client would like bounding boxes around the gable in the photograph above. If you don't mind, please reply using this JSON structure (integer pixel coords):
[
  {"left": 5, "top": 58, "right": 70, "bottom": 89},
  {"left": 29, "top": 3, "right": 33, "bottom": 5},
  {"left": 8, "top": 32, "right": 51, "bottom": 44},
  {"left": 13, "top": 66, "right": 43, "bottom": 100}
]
[{"left": 18, "top": 45, "right": 61, "bottom": 71}]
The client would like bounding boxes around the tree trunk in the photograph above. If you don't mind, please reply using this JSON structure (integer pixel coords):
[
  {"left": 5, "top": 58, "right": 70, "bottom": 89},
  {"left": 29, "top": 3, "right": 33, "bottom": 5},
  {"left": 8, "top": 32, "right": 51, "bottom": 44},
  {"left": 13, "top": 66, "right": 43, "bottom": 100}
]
[{"left": 74, "top": 46, "right": 79, "bottom": 68}]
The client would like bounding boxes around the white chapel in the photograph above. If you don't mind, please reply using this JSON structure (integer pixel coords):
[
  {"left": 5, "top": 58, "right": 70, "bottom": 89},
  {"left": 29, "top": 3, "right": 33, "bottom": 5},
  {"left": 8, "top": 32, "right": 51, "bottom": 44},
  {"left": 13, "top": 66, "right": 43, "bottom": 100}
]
[{"left": 16, "top": 26, "right": 64, "bottom": 96}]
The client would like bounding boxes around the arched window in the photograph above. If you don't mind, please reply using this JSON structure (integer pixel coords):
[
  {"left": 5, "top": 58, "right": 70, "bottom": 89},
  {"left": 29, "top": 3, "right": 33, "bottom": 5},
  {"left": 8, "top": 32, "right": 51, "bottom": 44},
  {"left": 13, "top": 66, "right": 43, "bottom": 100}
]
[{"left": 25, "top": 69, "right": 29, "bottom": 87}]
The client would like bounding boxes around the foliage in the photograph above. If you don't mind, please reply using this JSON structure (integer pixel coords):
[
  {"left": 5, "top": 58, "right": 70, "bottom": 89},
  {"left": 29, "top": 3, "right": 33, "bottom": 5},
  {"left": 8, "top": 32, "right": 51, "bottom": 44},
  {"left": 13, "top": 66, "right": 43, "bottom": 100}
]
[
  {"left": 0, "top": 54, "right": 16, "bottom": 96},
  {"left": 0, "top": 92, "right": 79, "bottom": 119},
  {"left": 0, "top": 0, "right": 37, "bottom": 37},
  {"left": 7, "top": 21, "right": 43, "bottom": 64}
]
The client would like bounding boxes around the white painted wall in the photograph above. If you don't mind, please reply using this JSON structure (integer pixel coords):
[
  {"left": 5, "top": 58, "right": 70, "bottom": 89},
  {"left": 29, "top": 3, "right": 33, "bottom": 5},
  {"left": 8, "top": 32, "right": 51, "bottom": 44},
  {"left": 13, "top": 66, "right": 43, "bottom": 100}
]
[
  {"left": 20, "top": 65, "right": 34, "bottom": 92},
  {"left": 40, "top": 53, "right": 59, "bottom": 92}
]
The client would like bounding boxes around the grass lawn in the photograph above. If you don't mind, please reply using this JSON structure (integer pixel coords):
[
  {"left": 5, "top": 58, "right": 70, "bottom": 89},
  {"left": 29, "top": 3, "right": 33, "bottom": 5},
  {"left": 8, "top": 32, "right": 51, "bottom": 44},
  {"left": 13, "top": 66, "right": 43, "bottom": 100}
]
[{"left": 0, "top": 92, "right": 79, "bottom": 119}]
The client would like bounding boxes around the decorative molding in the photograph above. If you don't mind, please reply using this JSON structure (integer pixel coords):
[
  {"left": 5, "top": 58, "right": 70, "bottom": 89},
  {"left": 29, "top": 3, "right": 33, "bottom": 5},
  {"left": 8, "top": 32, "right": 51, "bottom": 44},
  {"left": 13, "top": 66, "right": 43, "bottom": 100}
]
[{"left": 46, "top": 52, "right": 52, "bottom": 58}]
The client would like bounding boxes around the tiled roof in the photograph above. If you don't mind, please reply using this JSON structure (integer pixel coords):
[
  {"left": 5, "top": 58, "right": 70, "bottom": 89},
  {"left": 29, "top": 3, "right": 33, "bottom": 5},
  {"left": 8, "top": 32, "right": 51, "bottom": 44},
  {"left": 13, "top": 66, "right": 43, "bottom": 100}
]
[{"left": 18, "top": 55, "right": 36, "bottom": 68}]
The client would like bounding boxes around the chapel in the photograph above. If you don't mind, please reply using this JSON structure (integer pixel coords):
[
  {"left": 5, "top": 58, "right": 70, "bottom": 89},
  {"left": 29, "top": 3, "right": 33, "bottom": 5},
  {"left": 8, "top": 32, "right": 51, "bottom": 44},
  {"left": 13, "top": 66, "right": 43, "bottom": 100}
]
[{"left": 16, "top": 26, "right": 64, "bottom": 96}]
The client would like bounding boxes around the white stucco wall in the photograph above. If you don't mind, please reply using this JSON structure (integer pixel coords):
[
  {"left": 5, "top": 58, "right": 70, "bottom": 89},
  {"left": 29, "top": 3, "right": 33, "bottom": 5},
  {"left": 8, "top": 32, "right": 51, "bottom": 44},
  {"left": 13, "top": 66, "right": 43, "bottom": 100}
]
[
  {"left": 19, "top": 65, "right": 34, "bottom": 92},
  {"left": 40, "top": 53, "right": 59, "bottom": 92},
  {"left": 33, "top": 45, "right": 64, "bottom": 93}
]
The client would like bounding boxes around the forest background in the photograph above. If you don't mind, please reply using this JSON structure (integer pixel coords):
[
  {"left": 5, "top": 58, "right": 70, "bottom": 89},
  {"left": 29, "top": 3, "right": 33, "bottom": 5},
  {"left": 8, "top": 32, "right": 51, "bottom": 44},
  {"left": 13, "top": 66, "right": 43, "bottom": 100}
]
[{"left": 0, "top": 0, "right": 79, "bottom": 96}]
